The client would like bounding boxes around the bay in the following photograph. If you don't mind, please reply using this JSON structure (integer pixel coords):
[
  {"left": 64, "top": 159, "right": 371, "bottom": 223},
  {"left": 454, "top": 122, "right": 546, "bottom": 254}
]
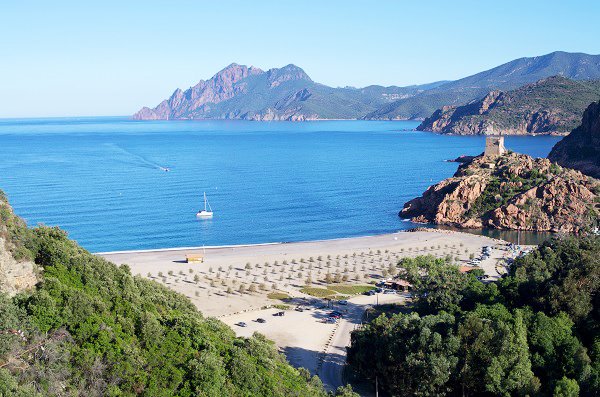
[{"left": 0, "top": 117, "right": 561, "bottom": 252}]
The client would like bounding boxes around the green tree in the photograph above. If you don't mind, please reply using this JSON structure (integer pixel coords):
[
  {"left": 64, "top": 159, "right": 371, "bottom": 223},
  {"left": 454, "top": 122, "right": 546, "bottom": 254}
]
[
  {"left": 553, "top": 377, "right": 580, "bottom": 397},
  {"left": 458, "top": 305, "right": 535, "bottom": 396},
  {"left": 348, "top": 311, "right": 459, "bottom": 396}
]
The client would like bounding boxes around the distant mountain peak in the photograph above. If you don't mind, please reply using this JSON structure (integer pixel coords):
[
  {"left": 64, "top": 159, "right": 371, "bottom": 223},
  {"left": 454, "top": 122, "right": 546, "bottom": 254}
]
[
  {"left": 266, "top": 64, "right": 312, "bottom": 87},
  {"left": 211, "top": 63, "right": 263, "bottom": 85}
]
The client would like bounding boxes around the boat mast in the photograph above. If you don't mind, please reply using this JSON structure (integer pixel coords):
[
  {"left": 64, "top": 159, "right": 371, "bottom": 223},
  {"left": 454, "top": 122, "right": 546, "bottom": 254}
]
[{"left": 204, "top": 192, "right": 207, "bottom": 211}]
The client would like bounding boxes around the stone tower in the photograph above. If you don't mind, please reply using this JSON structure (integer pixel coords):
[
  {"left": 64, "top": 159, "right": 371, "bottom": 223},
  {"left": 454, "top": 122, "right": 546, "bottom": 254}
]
[{"left": 484, "top": 125, "right": 506, "bottom": 156}]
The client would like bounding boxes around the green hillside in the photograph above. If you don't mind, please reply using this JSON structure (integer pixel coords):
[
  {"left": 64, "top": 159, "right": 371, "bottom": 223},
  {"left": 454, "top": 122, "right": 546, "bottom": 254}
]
[
  {"left": 0, "top": 191, "right": 331, "bottom": 397},
  {"left": 366, "top": 51, "right": 600, "bottom": 120},
  {"left": 417, "top": 76, "right": 600, "bottom": 135}
]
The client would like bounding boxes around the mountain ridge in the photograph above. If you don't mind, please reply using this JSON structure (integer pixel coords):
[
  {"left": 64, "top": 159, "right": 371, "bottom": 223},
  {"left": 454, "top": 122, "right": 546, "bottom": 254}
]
[
  {"left": 133, "top": 63, "right": 429, "bottom": 121},
  {"left": 365, "top": 51, "right": 600, "bottom": 120},
  {"left": 416, "top": 76, "right": 600, "bottom": 135}
]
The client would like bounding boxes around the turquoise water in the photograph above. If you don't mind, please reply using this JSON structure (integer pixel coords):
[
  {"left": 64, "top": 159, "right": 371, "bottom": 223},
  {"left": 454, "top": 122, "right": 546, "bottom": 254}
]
[{"left": 0, "top": 117, "right": 561, "bottom": 252}]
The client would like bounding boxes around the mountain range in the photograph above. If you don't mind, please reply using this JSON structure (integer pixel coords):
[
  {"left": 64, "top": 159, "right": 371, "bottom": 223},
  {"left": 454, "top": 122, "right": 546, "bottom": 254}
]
[
  {"left": 366, "top": 51, "right": 600, "bottom": 120},
  {"left": 416, "top": 76, "right": 600, "bottom": 135},
  {"left": 134, "top": 51, "right": 600, "bottom": 122},
  {"left": 133, "top": 64, "right": 441, "bottom": 121}
]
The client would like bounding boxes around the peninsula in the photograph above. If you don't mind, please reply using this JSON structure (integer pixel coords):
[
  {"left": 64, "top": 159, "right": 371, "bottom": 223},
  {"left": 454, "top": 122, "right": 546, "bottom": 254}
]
[{"left": 401, "top": 130, "right": 599, "bottom": 233}]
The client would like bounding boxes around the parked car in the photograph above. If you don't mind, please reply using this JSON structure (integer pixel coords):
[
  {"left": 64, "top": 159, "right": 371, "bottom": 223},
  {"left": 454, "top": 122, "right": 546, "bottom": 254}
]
[
  {"left": 338, "top": 300, "right": 348, "bottom": 305},
  {"left": 295, "top": 306, "right": 304, "bottom": 312},
  {"left": 256, "top": 318, "right": 266, "bottom": 323},
  {"left": 237, "top": 322, "right": 247, "bottom": 327},
  {"left": 363, "top": 290, "right": 376, "bottom": 296},
  {"left": 383, "top": 289, "right": 396, "bottom": 294},
  {"left": 375, "top": 288, "right": 383, "bottom": 293},
  {"left": 273, "top": 311, "right": 285, "bottom": 316}
]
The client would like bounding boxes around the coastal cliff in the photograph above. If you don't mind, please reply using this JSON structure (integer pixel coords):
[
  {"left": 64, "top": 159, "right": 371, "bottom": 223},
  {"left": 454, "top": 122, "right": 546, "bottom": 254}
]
[
  {"left": 548, "top": 100, "right": 600, "bottom": 178},
  {"left": 400, "top": 153, "right": 599, "bottom": 233},
  {"left": 416, "top": 76, "right": 600, "bottom": 135}
]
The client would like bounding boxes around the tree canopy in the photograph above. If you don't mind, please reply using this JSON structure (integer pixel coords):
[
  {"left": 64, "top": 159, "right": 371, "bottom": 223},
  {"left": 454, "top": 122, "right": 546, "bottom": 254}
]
[{"left": 348, "top": 236, "right": 600, "bottom": 396}]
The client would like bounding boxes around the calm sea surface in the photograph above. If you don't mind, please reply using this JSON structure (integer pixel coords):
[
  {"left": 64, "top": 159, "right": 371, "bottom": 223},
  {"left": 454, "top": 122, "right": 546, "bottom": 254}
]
[{"left": 0, "top": 117, "right": 561, "bottom": 252}]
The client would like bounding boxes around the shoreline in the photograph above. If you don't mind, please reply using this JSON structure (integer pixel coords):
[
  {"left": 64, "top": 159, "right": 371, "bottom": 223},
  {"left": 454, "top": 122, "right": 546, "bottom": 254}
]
[
  {"left": 93, "top": 230, "right": 415, "bottom": 255},
  {"left": 94, "top": 228, "right": 496, "bottom": 256}
]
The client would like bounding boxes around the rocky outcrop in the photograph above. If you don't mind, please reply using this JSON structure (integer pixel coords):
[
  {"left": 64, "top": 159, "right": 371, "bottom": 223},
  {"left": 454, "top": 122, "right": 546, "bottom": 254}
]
[
  {"left": 0, "top": 237, "right": 37, "bottom": 296},
  {"left": 548, "top": 100, "right": 600, "bottom": 178},
  {"left": 0, "top": 194, "right": 38, "bottom": 296},
  {"left": 400, "top": 153, "right": 599, "bottom": 233},
  {"left": 417, "top": 76, "right": 600, "bottom": 135},
  {"left": 133, "top": 63, "right": 263, "bottom": 120}
]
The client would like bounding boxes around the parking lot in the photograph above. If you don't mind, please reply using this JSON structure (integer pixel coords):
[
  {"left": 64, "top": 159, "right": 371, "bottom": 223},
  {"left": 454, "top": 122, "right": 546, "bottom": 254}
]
[{"left": 221, "top": 293, "right": 404, "bottom": 380}]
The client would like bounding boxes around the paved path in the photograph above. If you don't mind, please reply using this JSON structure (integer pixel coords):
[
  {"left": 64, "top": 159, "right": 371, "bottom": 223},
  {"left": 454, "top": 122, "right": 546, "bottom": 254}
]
[{"left": 318, "top": 294, "right": 403, "bottom": 392}]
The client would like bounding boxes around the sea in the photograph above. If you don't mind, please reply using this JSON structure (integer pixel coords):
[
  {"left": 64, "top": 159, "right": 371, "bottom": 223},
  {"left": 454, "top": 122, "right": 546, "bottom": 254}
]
[{"left": 0, "top": 117, "right": 561, "bottom": 252}]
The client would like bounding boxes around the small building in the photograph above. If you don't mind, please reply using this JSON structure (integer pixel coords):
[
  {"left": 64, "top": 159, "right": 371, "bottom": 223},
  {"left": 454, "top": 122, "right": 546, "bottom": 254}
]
[
  {"left": 185, "top": 254, "right": 204, "bottom": 263},
  {"left": 383, "top": 279, "right": 412, "bottom": 292},
  {"left": 484, "top": 125, "right": 506, "bottom": 157}
]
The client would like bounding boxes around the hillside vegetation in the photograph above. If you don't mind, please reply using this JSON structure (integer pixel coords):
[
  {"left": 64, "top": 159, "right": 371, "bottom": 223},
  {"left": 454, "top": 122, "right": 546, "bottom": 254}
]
[
  {"left": 417, "top": 76, "right": 600, "bottom": 135},
  {"left": 348, "top": 235, "right": 600, "bottom": 396},
  {"left": 0, "top": 191, "right": 335, "bottom": 396}
]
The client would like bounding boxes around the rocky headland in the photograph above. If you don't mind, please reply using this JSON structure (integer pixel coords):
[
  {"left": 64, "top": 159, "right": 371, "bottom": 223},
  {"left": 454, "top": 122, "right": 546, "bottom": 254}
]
[
  {"left": 548, "top": 100, "right": 600, "bottom": 179},
  {"left": 400, "top": 153, "right": 599, "bottom": 233},
  {"left": 417, "top": 76, "right": 600, "bottom": 135}
]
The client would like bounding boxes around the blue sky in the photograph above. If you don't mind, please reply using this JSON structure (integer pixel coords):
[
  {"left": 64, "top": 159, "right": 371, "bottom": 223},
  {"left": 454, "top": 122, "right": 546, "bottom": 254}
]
[{"left": 1, "top": 0, "right": 599, "bottom": 117}]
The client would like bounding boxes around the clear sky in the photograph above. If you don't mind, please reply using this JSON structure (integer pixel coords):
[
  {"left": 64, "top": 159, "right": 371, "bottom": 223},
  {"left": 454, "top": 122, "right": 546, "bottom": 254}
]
[{"left": 1, "top": 0, "right": 599, "bottom": 117}]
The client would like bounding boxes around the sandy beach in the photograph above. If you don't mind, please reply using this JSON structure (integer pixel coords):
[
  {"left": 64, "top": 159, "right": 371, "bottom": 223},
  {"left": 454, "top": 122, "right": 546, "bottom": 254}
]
[
  {"left": 99, "top": 229, "right": 513, "bottom": 317},
  {"left": 98, "top": 229, "right": 517, "bottom": 390}
]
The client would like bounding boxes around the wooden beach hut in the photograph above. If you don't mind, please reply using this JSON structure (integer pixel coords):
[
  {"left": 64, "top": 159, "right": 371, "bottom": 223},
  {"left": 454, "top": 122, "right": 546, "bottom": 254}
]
[{"left": 185, "top": 254, "right": 204, "bottom": 263}]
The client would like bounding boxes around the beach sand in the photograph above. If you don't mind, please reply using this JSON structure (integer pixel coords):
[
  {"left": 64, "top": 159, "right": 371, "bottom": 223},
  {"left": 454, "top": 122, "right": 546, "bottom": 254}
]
[{"left": 99, "top": 229, "right": 510, "bottom": 318}]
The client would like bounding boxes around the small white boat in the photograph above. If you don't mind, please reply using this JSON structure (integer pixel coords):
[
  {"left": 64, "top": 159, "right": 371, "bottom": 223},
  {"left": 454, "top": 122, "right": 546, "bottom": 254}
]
[{"left": 196, "top": 192, "right": 213, "bottom": 218}]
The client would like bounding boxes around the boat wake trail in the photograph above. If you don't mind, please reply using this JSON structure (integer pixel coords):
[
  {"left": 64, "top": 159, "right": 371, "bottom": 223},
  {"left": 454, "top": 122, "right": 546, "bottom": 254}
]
[{"left": 105, "top": 143, "right": 170, "bottom": 171}]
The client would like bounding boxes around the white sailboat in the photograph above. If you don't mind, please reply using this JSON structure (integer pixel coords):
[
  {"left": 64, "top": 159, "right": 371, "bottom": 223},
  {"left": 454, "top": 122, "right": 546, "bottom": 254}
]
[{"left": 196, "top": 192, "right": 213, "bottom": 218}]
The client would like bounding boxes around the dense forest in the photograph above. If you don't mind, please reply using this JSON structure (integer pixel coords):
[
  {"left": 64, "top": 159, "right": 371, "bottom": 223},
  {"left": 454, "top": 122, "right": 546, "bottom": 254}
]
[
  {"left": 0, "top": 191, "right": 355, "bottom": 396},
  {"left": 348, "top": 236, "right": 599, "bottom": 396}
]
